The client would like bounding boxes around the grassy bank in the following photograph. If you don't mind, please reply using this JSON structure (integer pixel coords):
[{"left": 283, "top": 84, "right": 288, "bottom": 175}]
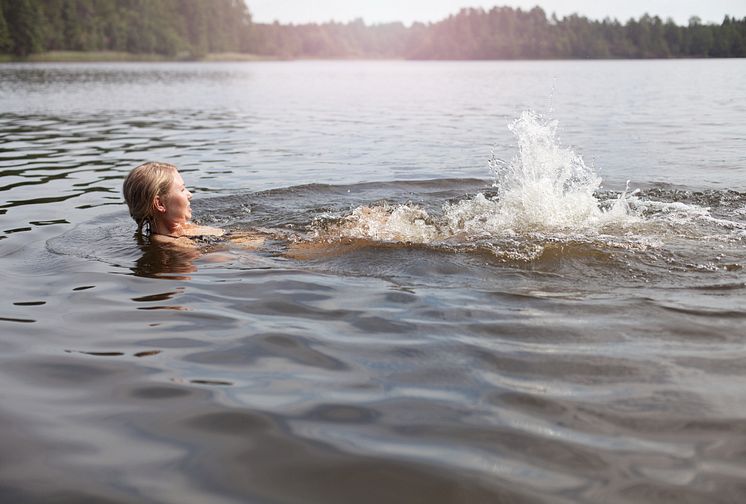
[{"left": 0, "top": 51, "right": 274, "bottom": 63}]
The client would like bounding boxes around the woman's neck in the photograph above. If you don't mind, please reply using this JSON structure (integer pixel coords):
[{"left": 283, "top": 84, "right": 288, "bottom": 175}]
[{"left": 151, "top": 220, "right": 185, "bottom": 237}]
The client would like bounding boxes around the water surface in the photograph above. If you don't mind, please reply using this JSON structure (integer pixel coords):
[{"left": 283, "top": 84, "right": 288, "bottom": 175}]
[{"left": 1, "top": 60, "right": 746, "bottom": 503}]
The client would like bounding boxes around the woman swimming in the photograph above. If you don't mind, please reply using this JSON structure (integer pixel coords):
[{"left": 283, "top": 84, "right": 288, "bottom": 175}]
[
  {"left": 122, "top": 161, "right": 226, "bottom": 247},
  {"left": 122, "top": 161, "right": 328, "bottom": 268}
]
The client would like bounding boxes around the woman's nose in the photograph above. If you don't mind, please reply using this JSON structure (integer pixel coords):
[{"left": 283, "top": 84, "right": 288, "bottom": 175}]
[{"left": 187, "top": 190, "right": 193, "bottom": 200}]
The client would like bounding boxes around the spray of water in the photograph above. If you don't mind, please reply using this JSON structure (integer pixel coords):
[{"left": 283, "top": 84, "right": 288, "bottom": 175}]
[
  {"left": 448, "top": 110, "right": 635, "bottom": 234},
  {"left": 490, "top": 110, "right": 602, "bottom": 227},
  {"left": 319, "top": 110, "right": 638, "bottom": 245},
  {"left": 331, "top": 204, "right": 439, "bottom": 243}
]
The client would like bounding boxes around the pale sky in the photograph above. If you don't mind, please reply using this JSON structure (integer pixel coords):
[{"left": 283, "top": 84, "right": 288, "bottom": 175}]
[{"left": 247, "top": 1, "right": 746, "bottom": 26}]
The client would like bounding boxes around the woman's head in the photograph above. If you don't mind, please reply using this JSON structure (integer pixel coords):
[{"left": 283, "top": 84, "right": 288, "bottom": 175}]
[{"left": 123, "top": 162, "right": 192, "bottom": 234}]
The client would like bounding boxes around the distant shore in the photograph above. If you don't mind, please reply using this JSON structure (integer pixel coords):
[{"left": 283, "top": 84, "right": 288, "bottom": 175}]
[
  {"left": 0, "top": 51, "right": 276, "bottom": 63},
  {"left": 1, "top": 50, "right": 742, "bottom": 64}
]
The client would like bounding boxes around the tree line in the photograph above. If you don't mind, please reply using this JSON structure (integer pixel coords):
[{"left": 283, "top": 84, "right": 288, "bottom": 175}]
[
  {"left": 0, "top": 0, "right": 253, "bottom": 57},
  {"left": 1, "top": 1, "right": 745, "bottom": 59}
]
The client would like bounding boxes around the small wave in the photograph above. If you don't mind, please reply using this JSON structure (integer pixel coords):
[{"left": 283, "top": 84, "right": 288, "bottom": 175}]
[
  {"left": 46, "top": 214, "right": 143, "bottom": 265},
  {"left": 318, "top": 204, "right": 439, "bottom": 244},
  {"left": 690, "top": 282, "right": 746, "bottom": 291}
]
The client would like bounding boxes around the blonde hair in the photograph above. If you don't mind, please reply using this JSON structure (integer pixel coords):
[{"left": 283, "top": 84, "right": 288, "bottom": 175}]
[{"left": 122, "top": 161, "right": 178, "bottom": 234}]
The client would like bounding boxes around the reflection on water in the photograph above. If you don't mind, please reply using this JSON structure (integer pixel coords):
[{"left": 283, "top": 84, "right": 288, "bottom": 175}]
[
  {"left": 2, "top": 61, "right": 746, "bottom": 503},
  {"left": 131, "top": 234, "right": 199, "bottom": 279}
]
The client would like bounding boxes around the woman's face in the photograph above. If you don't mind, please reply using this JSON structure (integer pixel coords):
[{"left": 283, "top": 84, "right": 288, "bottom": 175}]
[{"left": 160, "top": 170, "right": 192, "bottom": 226}]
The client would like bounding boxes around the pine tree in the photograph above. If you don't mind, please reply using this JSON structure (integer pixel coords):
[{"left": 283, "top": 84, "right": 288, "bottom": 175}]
[
  {"left": 0, "top": 2, "right": 13, "bottom": 52},
  {"left": 4, "top": 0, "right": 45, "bottom": 55}
]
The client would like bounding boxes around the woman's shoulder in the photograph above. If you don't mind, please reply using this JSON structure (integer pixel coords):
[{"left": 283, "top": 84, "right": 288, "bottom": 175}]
[
  {"left": 182, "top": 223, "right": 225, "bottom": 237},
  {"left": 150, "top": 233, "right": 196, "bottom": 248},
  {"left": 150, "top": 225, "right": 265, "bottom": 250}
]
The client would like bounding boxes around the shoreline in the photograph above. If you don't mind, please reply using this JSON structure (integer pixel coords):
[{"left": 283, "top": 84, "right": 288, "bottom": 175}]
[
  {"left": 0, "top": 51, "right": 278, "bottom": 63},
  {"left": 0, "top": 50, "right": 740, "bottom": 64}
]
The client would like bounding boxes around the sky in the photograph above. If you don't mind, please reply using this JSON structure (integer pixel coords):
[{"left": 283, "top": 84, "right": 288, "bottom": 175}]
[{"left": 247, "top": 0, "right": 746, "bottom": 26}]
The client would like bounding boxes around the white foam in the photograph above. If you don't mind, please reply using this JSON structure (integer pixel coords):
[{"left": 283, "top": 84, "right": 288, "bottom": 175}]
[
  {"left": 628, "top": 197, "right": 746, "bottom": 241},
  {"left": 328, "top": 204, "right": 439, "bottom": 243}
]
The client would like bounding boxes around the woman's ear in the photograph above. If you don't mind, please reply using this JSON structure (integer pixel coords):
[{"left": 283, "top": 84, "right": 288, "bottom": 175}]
[{"left": 154, "top": 195, "right": 166, "bottom": 213}]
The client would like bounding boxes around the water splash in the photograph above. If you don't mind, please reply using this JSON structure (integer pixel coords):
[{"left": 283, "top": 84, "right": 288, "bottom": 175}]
[
  {"left": 328, "top": 204, "right": 439, "bottom": 243},
  {"left": 481, "top": 110, "right": 632, "bottom": 232},
  {"left": 321, "top": 110, "right": 637, "bottom": 244}
]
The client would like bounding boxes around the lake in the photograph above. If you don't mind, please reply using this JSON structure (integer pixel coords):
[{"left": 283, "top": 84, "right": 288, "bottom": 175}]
[{"left": 1, "top": 59, "right": 745, "bottom": 503}]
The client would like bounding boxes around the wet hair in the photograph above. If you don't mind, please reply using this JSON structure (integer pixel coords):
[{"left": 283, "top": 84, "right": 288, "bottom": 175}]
[{"left": 122, "top": 161, "right": 178, "bottom": 234}]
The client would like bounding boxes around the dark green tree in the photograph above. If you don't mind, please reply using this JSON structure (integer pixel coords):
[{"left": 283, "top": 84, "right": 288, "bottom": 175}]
[
  {"left": 663, "top": 18, "right": 683, "bottom": 55},
  {"left": 0, "top": 3, "right": 12, "bottom": 52},
  {"left": 686, "top": 16, "right": 714, "bottom": 56},
  {"left": 2, "top": 0, "right": 44, "bottom": 55}
]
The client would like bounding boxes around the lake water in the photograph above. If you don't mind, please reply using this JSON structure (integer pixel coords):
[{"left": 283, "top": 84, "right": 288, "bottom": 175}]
[{"left": 1, "top": 60, "right": 745, "bottom": 503}]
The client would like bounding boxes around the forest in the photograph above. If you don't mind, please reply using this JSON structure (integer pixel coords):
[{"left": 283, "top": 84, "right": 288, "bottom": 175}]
[{"left": 1, "top": 0, "right": 745, "bottom": 59}]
